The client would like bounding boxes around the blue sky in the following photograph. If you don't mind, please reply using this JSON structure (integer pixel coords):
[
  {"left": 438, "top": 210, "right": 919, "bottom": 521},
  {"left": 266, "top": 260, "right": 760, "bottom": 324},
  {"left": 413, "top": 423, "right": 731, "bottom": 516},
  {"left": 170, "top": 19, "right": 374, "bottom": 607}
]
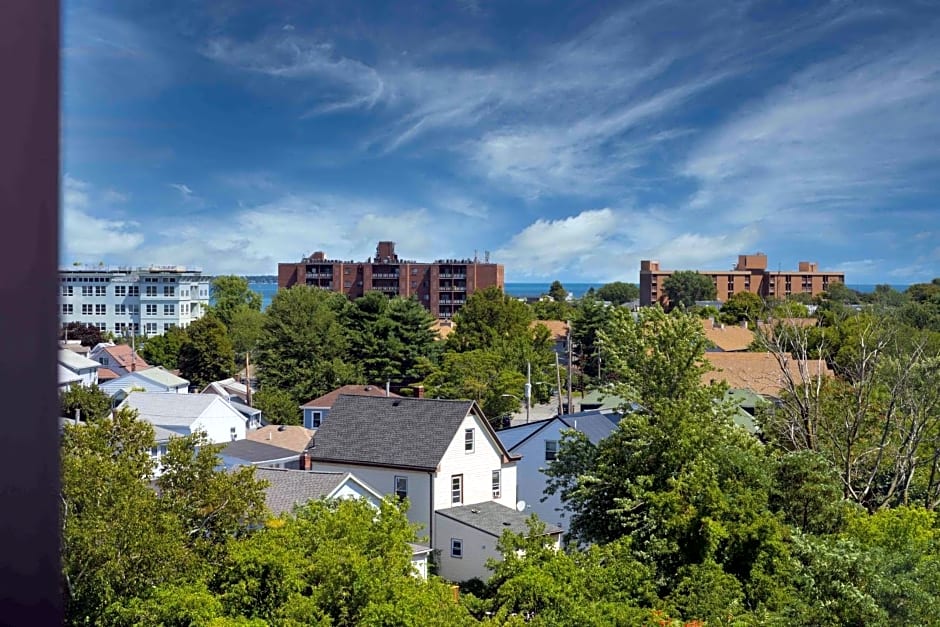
[{"left": 62, "top": 0, "right": 940, "bottom": 282}]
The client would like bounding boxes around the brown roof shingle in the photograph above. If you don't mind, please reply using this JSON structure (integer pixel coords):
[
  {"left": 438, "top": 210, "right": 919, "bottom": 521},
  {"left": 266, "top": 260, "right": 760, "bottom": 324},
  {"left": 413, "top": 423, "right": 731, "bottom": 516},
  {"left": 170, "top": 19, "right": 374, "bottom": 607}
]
[
  {"left": 247, "top": 425, "right": 317, "bottom": 453},
  {"left": 701, "top": 319, "right": 755, "bottom": 352},
  {"left": 301, "top": 384, "right": 401, "bottom": 409},
  {"left": 702, "top": 352, "right": 833, "bottom": 396},
  {"left": 102, "top": 344, "right": 151, "bottom": 371},
  {"left": 532, "top": 320, "right": 569, "bottom": 342}
]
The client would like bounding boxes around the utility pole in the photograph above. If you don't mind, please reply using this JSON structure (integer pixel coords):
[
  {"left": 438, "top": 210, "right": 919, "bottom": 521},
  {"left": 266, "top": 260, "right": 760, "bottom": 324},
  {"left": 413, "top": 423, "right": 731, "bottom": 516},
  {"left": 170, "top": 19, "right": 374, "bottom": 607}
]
[
  {"left": 566, "top": 320, "right": 573, "bottom": 414},
  {"left": 524, "top": 361, "right": 531, "bottom": 424},
  {"left": 555, "top": 352, "right": 563, "bottom": 416},
  {"left": 245, "top": 351, "right": 253, "bottom": 407}
]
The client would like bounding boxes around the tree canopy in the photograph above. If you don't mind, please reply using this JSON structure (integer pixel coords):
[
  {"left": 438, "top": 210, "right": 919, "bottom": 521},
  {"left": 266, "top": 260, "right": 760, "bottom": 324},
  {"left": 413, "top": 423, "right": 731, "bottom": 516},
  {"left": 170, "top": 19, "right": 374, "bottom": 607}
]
[
  {"left": 178, "top": 314, "right": 236, "bottom": 389},
  {"left": 662, "top": 271, "right": 717, "bottom": 308},
  {"left": 594, "top": 281, "right": 639, "bottom": 305}
]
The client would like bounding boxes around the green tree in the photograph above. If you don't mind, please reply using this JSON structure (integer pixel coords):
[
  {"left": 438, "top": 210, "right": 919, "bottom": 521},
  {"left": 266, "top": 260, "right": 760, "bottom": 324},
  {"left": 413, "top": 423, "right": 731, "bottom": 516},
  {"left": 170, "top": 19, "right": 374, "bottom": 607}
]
[
  {"left": 423, "top": 349, "right": 525, "bottom": 421},
  {"left": 60, "top": 382, "right": 112, "bottom": 421},
  {"left": 210, "top": 275, "right": 262, "bottom": 328},
  {"left": 61, "top": 407, "right": 198, "bottom": 623},
  {"left": 531, "top": 298, "right": 576, "bottom": 321},
  {"left": 662, "top": 271, "right": 717, "bottom": 308},
  {"left": 594, "top": 281, "right": 639, "bottom": 305},
  {"left": 228, "top": 306, "right": 267, "bottom": 359},
  {"left": 570, "top": 297, "right": 612, "bottom": 379},
  {"left": 256, "top": 286, "right": 361, "bottom": 404},
  {"left": 253, "top": 387, "right": 301, "bottom": 426},
  {"left": 140, "top": 324, "right": 188, "bottom": 370},
  {"left": 178, "top": 314, "right": 236, "bottom": 389},
  {"left": 156, "top": 431, "right": 267, "bottom": 562},
  {"left": 719, "top": 291, "right": 765, "bottom": 324},
  {"left": 447, "top": 287, "right": 534, "bottom": 353},
  {"left": 548, "top": 280, "right": 568, "bottom": 302},
  {"left": 213, "top": 498, "right": 476, "bottom": 626}
]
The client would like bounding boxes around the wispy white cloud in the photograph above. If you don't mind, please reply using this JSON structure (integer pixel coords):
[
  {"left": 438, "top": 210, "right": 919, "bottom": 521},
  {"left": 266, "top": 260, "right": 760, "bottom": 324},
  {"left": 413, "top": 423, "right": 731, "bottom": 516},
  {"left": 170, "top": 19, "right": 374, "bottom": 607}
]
[
  {"left": 169, "top": 183, "right": 195, "bottom": 199},
  {"left": 61, "top": 175, "right": 144, "bottom": 261}
]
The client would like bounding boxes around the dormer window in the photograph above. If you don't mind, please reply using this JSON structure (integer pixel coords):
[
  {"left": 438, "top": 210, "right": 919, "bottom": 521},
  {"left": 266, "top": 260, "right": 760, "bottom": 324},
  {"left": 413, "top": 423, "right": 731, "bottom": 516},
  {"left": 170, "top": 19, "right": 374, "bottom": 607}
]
[{"left": 464, "top": 428, "right": 474, "bottom": 453}]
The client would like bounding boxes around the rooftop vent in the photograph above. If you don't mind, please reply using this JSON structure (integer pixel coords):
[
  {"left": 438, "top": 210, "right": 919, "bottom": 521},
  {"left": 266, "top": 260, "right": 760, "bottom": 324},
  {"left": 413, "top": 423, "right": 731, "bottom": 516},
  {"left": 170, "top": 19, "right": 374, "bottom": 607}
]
[
  {"left": 470, "top": 509, "right": 480, "bottom": 514},
  {"left": 364, "top": 386, "right": 372, "bottom": 391},
  {"left": 278, "top": 425, "right": 286, "bottom": 431},
  {"left": 503, "top": 521, "right": 511, "bottom": 526},
  {"left": 392, "top": 400, "right": 402, "bottom": 406}
]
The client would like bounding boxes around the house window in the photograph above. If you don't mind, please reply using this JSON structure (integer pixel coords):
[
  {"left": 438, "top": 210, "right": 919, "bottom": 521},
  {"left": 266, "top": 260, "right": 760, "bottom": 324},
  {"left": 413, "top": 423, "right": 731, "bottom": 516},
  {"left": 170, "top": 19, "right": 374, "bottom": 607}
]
[
  {"left": 164, "top": 324, "right": 173, "bottom": 331},
  {"left": 545, "top": 440, "right": 558, "bottom": 461},
  {"left": 62, "top": 304, "right": 73, "bottom": 315},
  {"left": 464, "top": 428, "right": 474, "bottom": 453},
  {"left": 492, "top": 470, "right": 501, "bottom": 499},
  {"left": 128, "top": 286, "right": 139, "bottom": 297},
  {"left": 181, "top": 303, "right": 189, "bottom": 315},
  {"left": 230, "top": 427, "right": 237, "bottom": 441},
  {"left": 395, "top": 476, "right": 408, "bottom": 500},
  {"left": 145, "top": 322, "right": 157, "bottom": 335},
  {"left": 164, "top": 304, "right": 175, "bottom": 315},
  {"left": 311, "top": 411, "right": 322, "bottom": 428},
  {"left": 96, "top": 323, "right": 106, "bottom": 330},
  {"left": 129, "top": 305, "right": 139, "bottom": 315},
  {"left": 114, "top": 285, "right": 126, "bottom": 297},
  {"left": 145, "top": 286, "right": 157, "bottom": 297},
  {"left": 95, "top": 285, "right": 107, "bottom": 296},
  {"left": 450, "top": 538, "right": 463, "bottom": 558},
  {"left": 115, "top": 304, "right": 126, "bottom": 315},
  {"left": 163, "top": 286, "right": 175, "bottom": 297},
  {"left": 82, "top": 304, "right": 93, "bottom": 315},
  {"left": 145, "top": 304, "right": 157, "bottom": 316},
  {"left": 451, "top": 474, "right": 463, "bottom": 504},
  {"left": 61, "top": 285, "right": 73, "bottom": 296},
  {"left": 82, "top": 285, "right": 93, "bottom": 296},
  {"left": 159, "top": 444, "right": 167, "bottom": 456},
  {"left": 95, "top": 304, "right": 106, "bottom": 315}
]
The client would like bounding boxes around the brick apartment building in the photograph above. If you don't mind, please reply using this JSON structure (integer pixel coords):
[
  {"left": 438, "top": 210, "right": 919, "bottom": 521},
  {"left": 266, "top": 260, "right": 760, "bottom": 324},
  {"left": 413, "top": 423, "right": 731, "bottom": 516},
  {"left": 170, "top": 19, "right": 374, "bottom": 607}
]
[
  {"left": 639, "top": 253, "right": 845, "bottom": 306},
  {"left": 277, "top": 241, "right": 505, "bottom": 319}
]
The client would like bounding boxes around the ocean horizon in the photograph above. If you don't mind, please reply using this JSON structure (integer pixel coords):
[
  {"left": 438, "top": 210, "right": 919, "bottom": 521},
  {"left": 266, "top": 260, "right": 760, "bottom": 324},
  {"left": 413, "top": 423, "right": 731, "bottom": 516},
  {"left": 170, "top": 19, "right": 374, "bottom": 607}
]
[{"left": 243, "top": 279, "right": 904, "bottom": 310}]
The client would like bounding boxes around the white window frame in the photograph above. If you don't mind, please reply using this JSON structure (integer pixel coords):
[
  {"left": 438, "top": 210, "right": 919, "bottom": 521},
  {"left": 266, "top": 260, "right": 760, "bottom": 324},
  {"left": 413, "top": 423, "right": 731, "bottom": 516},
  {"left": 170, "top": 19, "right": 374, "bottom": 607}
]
[
  {"left": 81, "top": 304, "right": 93, "bottom": 315},
  {"left": 95, "top": 285, "right": 107, "bottom": 296},
  {"left": 311, "top": 411, "right": 322, "bottom": 428},
  {"left": 61, "top": 285, "right": 73, "bottom": 296},
  {"left": 145, "top": 304, "right": 157, "bottom": 316},
  {"left": 128, "top": 286, "right": 139, "bottom": 297},
  {"left": 164, "top": 304, "right": 175, "bottom": 315},
  {"left": 95, "top": 304, "right": 106, "bottom": 316},
  {"left": 464, "top": 428, "right": 474, "bottom": 453},
  {"left": 81, "top": 285, "right": 93, "bottom": 296},
  {"left": 450, "top": 538, "right": 463, "bottom": 558},
  {"left": 451, "top": 474, "right": 463, "bottom": 505},
  {"left": 492, "top": 469, "right": 501, "bottom": 499},
  {"left": 145, "top": 286, "right": 157, "bottom": 297}
]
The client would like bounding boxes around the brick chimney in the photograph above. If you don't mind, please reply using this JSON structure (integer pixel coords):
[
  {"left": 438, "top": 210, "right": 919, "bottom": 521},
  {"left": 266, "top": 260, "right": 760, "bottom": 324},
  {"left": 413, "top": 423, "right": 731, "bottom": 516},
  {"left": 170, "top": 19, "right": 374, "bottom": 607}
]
[
  {"left": 414, "top": 385, "right": 425, "bottom": 399},
  {"left": 299, "top": 451, "right": 311, "bottom": 470}
]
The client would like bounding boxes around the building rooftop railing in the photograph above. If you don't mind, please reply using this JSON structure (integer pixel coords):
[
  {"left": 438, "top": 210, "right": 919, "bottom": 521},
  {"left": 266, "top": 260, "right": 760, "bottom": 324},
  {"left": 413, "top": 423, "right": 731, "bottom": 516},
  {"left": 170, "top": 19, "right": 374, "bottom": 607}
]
[{"left": 60, "top": 264, "right": 204, "bottom": 273}]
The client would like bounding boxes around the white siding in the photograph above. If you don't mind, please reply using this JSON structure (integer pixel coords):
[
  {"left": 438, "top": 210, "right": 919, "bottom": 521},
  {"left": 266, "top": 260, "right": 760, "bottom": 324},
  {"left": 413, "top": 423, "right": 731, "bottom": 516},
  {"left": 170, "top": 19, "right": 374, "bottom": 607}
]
[
  {"left": 434, "top": 513, "right": 501, "bottom": 583},
  {"left": 190, "top": 398, "right": 247, "bottom": 444},
  {"left": 310, "top": 461, "right": 434, "bottom": 540},
  {"left": 435, "top": 412, "right": 518, "bottom": 512},
  {"left": 510, "top": 420, "right": 575, "bottom": 532},
  {"left": 100, "top": 372, "right": 177, "bottom": 396},
  {"left": 411, "top": 553, "right": 429, "bottom": 580},
  {"left": 331, "top": 479, "right": 382, "bottom": 508}
]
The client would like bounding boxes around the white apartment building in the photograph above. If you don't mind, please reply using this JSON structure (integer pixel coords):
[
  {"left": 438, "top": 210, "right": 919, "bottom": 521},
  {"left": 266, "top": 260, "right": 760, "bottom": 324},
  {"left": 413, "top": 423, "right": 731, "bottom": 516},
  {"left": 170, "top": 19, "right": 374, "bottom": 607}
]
[{"left": 59, "top": 265, "right": 211, "bottom": 337}]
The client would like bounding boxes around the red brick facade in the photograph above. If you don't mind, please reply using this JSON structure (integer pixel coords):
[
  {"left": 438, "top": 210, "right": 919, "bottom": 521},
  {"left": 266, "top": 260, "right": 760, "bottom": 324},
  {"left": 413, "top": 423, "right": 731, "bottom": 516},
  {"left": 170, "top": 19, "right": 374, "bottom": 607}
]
[{"left": 277, "top": 242, "right": 505, "bottom": 318}]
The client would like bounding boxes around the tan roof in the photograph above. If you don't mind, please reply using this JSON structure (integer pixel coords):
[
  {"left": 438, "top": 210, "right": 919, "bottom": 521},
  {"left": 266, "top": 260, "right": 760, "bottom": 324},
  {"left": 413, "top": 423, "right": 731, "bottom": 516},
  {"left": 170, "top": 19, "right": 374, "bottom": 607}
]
[
  {"left": 301, "top": 384, "right": 401, "bottom": 409},
  {"left": 701, "top": 319, "right": 755, "bottom": 352},
  {"left": 246, "top": 425, "right": 316, "bottom": 453},
  {"left": 532, "top": 320, "right": 569, "bottom": 342},
  {"left": 101, "top": 344, "right": 151, "bottom": 371},
  {"left": 431, "top": 319, "right": 455, "bottom": 339},
  {"left": 703, "top": 352, "right": 833, "bottom": 396},
  {"left": 97, "top": 367, "right": 120, "bottom": 381}
]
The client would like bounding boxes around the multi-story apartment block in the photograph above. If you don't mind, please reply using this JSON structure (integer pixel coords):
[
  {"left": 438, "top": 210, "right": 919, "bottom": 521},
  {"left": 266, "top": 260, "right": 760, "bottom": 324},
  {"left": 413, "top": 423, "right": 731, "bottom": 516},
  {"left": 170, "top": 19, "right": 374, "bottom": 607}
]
[
  {"left": 277, "top": 241, "right": 505, "bottom": 319},
  {"left": 59, "top": 265, "right": 211, "bottom": 336},
  {"left": 639, "top": 253, "right": 845, "bottom": 306}
]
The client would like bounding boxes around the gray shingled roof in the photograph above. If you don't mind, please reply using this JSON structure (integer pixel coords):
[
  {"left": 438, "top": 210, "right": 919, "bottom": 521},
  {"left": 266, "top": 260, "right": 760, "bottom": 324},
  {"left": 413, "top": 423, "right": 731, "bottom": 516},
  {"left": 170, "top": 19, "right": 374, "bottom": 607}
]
[
  {"left": 221, "top": 439, "right": 300, "bottom": 463},
  {"left": 253, "top": 468, "right": 351, "bottom": 516},
  {"left": 436, "top": 501, "right": 563, "bottom": 538},
  {"left": 58, "top": 348, "right": 100, "bottom": 371},
  {"left": 308, "top": 395, "right": 483, "bottom": 471},
  {"left": 118, "top": 392, "right": 222, "bottom": 427}
]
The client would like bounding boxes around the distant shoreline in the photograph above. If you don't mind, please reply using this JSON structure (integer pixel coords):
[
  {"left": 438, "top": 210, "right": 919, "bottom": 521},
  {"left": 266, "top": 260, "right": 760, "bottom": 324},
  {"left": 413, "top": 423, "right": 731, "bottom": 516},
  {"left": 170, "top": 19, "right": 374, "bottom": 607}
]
[{"left": 236, "top": 278, "right": 909, "bottom": 310}]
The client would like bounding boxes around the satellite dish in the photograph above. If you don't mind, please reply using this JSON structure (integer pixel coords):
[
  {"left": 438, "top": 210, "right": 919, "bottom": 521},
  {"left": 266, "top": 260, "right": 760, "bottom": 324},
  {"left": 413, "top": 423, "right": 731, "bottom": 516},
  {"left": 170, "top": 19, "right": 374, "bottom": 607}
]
[{"left": 516, "top": 500, "right": 527, "bottom": 512}]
